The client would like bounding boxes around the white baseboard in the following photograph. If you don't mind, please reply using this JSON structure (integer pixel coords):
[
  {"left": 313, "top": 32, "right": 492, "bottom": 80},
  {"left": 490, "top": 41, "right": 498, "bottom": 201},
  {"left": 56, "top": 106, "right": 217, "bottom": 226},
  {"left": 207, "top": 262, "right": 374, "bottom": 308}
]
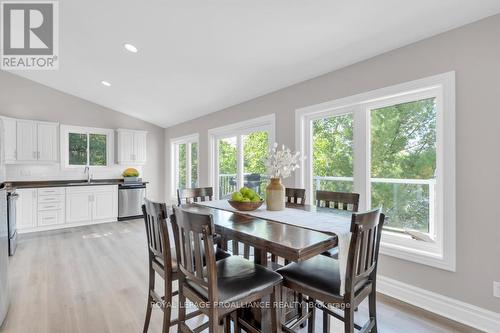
[{"left": 378, "top": 275, "right": 500, "bottom": 333}]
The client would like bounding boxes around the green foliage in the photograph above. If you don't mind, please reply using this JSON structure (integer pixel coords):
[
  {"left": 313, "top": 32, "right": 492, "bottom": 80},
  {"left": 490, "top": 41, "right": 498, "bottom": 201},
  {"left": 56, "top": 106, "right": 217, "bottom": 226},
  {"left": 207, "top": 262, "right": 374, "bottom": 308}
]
[
  {"left": 68, "top": 133, "right": 87, "bottom": 165},
  {"left": 89, "top": 134, "right": 107, "bottom": 166},
  {"left": 178, "top": 143, "right": 187, "bottom": 189},
  {"left": 312, "top": 98, "right": 437, "bottom": 232},
  {"left": 68, "top": 132, "right": 107, "bottom": 166}
]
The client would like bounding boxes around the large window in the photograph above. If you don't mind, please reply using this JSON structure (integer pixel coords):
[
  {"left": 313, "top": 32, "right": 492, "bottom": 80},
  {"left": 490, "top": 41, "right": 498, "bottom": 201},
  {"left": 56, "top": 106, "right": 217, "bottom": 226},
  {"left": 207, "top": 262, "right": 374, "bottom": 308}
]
[
  {"left": 297, "top": 72, "right": 455, "bottom": 271},
  {"left": 209, "top": 115, "right": 275, "bottom": 199},
  {"left": 171, "top": 134, "right": 199, "bottom": 196},
  {"left": 61, "top": 126, "right": 114, "bottom": 167}
]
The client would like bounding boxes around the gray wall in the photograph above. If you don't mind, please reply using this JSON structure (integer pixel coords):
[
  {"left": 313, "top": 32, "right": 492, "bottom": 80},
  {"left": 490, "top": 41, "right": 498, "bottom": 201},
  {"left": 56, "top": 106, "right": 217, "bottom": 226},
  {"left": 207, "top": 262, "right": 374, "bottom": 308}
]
[
  {"left": 165, "top": 14, "right": 500, "bottom": 312},
  {"left": 0, "top": 71, "right": 165, "bottom": 201}
]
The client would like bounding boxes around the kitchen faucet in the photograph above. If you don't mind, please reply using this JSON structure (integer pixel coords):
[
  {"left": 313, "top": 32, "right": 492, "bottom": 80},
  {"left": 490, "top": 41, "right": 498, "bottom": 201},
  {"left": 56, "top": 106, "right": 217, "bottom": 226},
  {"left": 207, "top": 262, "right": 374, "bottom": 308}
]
[{"left": 84, "top": 166, "right": 92, "bottom": 183}]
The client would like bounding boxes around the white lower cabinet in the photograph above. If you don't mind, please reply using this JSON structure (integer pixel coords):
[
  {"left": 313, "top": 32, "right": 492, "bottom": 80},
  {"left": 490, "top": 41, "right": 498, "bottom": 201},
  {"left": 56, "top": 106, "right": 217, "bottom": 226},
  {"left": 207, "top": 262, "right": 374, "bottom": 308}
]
[
  {"left": 16, "top": 188, "right": 37, "bottom": 230},
  {"left": 66, "top": 185, "right": 117, "bottom": 224},
  {"left": 17, "top": 185, "right": 118, "bottom": 233}
]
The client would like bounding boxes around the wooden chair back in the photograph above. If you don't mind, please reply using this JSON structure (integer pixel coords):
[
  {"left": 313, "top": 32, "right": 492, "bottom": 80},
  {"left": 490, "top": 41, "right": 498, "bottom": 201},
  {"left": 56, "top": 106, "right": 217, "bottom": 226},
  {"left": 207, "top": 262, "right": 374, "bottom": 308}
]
[
  {"left": 142, "top": 198, "right": 173, "bottom": 271},
  {"left": 345, "top": 208, "right": 385, "bottom": 294},
  {"left": 316, "top": 190, "right": 360, "bottom": 211},
  {"left": 285, "top": 188, "right": 306, "bottom": 205},
  {"left": 171, "top": 206, "right": 218, "bottom": 300},
  {"left": 177, "top": 187, "right": 214, "bottom": 205}
]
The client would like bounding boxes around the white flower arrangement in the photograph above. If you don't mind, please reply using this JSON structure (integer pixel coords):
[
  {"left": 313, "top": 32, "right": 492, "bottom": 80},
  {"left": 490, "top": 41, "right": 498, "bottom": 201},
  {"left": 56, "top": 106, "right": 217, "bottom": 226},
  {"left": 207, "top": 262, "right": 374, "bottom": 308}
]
[{"left": 265, "top": 143, "right": 301, "bottom": 179}]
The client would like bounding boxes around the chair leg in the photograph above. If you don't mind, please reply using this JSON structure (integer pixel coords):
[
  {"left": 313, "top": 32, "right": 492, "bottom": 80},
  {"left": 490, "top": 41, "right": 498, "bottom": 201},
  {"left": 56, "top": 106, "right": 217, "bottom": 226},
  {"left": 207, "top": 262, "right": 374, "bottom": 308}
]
[
  {"left": 209, "top": 309, "right": 224, "bottom": 333},
  {"left": 344, "top": 307, "right": 354, "bottom": 333},
  {"left": 270, "top": 286, "right": 280, "bottom": 333},
  {"left": 298, "top": 293, "right": 306, "bottom": 328},
  {"left": 322, "top": 306, "right": 330, "bottom": 333},
  {"left": 369, "top": 290, "right": 378, "bottom": 333},
  {"left": 162, "top": 278, "right": 173, "bottom": 333},
  {"left": 231, "top": 310, "right": 241, "bottom": 333},
  {"left": 177, "top": 284, "right": 186, "bottom": 333},
  {"left": 143, "top": 266, "right": 155, "bottom": 333},
  {"left": 307, "top": 298, "right": 315, "bottom": 333}
]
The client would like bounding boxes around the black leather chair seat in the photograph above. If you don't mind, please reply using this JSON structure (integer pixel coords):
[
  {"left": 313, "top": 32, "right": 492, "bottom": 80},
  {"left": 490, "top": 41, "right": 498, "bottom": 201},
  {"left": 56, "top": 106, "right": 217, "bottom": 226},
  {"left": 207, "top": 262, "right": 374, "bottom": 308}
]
[
  {"left": 187, "top": 256, "right": 282, "bottom": 303},
  {"left": 155, "top": 246, "right": 230, "bottom": 272},
  {"left": 321, "top": 247, "right": 339, "bottom": 259},
  {"left": 277, "top": 255, "right": 367, "bottom": 299}
]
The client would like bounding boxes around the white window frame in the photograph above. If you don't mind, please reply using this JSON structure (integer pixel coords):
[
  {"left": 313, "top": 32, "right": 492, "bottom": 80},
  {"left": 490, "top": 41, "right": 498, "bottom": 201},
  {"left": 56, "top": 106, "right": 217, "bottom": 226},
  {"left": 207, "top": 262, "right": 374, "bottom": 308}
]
[
  {"left": 296, "top": 72, "right": 455, "bottom": 271},
  {"left": 60, "top": 125, "right": 114, "bottom": 169},
  {"left": 170, "top": 133, "right": 199, "bottom": 199},
  {"left": 208, "top": 114, "right": 276, "bottom": 199}
]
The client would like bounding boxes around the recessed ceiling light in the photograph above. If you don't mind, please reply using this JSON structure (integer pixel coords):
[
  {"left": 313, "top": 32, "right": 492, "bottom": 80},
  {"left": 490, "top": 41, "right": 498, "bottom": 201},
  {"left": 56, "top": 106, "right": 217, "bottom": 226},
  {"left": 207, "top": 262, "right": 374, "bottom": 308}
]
[
  {"left": 124, "top": 43, "right": 138, "bottom": 53},
  {"left": 101, "top": 80, "right": 111, "bottom": 87}
]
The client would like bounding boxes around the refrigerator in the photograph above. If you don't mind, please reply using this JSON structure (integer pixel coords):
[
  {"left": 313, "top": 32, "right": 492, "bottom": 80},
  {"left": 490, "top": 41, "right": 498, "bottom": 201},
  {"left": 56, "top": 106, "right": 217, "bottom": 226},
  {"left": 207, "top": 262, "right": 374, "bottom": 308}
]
[{"left": 0, "top": 118, "right": 8, "bottom": 326}]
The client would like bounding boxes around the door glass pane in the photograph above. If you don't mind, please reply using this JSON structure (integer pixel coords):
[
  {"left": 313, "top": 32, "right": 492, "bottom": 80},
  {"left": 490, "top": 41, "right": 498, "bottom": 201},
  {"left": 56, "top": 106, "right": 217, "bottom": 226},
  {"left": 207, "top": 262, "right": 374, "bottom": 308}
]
[
  {"left": 89, "top": 134, "right": 107, "bottom": 166},
  {"left": 68, "top": 133, "right": 87, "bottom": 165},
  {"left": 218, "top": 137, "right": 237, "bottom": 198},
  {"left": 370, "top": 98, "right": 436, "bottom": 233},
  {"left": 177, "top": 143, "right": 187, "bottom": 190},
  {"left": 243, "top": 131, "right": 268, "bottom": 197},
  {"left": 312, "top": 113, "right": 354, "bottom": 200},
  {"left": 191, "top": 142, "right": 198, "bottom": 187}
]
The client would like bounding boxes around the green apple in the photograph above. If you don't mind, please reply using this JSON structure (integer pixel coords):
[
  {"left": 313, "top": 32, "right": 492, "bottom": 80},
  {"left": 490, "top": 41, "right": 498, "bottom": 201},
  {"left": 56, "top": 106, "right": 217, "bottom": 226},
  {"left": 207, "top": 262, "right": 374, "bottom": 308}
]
[
  {"left": 241, "top": 197, "right": 251, "bottom": 202},
  {"left": 231, "top": 192, "right": 244, "bottom": 202}
]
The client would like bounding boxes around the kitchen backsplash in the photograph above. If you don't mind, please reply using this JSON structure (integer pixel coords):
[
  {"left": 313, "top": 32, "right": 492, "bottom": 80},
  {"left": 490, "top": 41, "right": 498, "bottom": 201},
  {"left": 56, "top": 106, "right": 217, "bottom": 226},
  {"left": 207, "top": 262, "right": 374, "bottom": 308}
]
[{"left": 6, "top": 164, "right": 144, "bottom": 181}]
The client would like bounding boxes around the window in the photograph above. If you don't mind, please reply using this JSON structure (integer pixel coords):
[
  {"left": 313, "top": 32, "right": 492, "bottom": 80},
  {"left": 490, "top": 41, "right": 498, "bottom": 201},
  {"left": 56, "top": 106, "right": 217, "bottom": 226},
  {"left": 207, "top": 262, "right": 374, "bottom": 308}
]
[
  {"left": 61, "top": 125, "right": 114, "bottom": 167},
  {"left": 297, "top": 72, "right": 455, "bottom": 271},
  {"left": 209, "top": 114, "right": 275, "bottom": 199},
  {"left": 171, "top": 134, "right": 199, "bottom": 197}
]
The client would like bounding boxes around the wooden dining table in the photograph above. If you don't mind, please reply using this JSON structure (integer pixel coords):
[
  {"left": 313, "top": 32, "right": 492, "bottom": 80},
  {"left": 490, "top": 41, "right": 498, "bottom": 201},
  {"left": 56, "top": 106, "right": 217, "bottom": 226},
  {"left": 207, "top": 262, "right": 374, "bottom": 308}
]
[{"left": 180, "top": 202, "right": 352, "bottom": 332}]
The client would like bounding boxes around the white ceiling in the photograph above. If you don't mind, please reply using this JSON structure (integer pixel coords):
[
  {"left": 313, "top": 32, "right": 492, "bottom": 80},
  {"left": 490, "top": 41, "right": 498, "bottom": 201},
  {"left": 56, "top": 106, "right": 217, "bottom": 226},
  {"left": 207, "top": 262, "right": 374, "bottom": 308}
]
[{"left": 10, "top": 0, "right": 500, "bottom": 128}]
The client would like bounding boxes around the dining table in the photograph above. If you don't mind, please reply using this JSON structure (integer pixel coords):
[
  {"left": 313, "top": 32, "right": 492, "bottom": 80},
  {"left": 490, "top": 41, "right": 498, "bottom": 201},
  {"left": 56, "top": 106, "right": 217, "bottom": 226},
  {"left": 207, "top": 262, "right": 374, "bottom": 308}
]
[{"left": 179, "top": 200, "right": 353, "bottom": 332}]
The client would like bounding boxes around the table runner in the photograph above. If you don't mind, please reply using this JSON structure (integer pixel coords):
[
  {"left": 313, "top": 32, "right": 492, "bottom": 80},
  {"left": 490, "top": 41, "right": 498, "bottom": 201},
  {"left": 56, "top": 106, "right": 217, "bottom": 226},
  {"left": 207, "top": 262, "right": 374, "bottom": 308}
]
[{"left": 197, "top": 200, "right": 352, "bottom": 295}]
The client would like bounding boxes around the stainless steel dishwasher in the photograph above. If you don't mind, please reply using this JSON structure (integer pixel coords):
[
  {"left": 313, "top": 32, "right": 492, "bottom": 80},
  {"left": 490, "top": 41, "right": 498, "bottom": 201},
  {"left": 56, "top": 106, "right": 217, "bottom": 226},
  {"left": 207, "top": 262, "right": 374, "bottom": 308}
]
[{"left": 118, "top": 182, "right": 146, "bottom": 221}]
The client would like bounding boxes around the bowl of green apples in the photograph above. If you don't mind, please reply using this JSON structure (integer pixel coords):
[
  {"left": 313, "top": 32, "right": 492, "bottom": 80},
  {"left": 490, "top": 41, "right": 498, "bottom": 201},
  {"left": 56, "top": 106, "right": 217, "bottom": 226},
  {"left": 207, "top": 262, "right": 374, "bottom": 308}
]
[{"left": 228, "top": 187, "right": 264, "bottom": 211}]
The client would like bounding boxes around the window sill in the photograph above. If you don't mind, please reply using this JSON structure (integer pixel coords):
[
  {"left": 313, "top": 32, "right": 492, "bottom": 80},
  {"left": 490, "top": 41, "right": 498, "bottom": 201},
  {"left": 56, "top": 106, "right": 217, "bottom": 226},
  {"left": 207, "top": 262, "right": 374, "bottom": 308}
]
[{"left": 380, "top": 231, "right": 455, "bottom": 272}]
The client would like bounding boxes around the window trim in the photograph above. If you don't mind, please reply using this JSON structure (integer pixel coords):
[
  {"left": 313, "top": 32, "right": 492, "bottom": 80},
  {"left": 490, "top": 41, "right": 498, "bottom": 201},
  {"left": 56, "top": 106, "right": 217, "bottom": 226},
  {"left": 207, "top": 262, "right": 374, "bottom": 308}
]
[
  {"left": 208, "top": 114, "right": 276, "bottom": 199},
  {"left": 296, "top": 72, "right": 456, "bottom": 271},
  {"left": 60, "top": 125, "right": 114, "bottom": 169},
  {"left": 170, "top": 133, "right": 199, "bottom": 199}
]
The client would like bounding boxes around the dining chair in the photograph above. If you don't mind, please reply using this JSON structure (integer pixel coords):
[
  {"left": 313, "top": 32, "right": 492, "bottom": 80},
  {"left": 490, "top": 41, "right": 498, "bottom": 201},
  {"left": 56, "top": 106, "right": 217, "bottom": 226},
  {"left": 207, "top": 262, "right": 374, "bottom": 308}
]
[
  {"left": 142, "top": 199, "right": 180, "bottom": 333},
  {"left": 316, "top": 190, "right": 360, "bottom": 258},
  {"left": 277, "top": 208, "right": 385, "bottom": 333},
  {"left": 177, "top": 187, "right": 214, "bottom": 205},
  {"left": 285, "top": 188, "right": 306, "bottom": 205},
  {"left": 171, "top": 206, "right": 283, "bottom": 333},
  {"left": 142, "top": 199, "right": 230, "bottom": 333},
  {"left": 316, "top": 190, "right": 360, "bottom": 211}
]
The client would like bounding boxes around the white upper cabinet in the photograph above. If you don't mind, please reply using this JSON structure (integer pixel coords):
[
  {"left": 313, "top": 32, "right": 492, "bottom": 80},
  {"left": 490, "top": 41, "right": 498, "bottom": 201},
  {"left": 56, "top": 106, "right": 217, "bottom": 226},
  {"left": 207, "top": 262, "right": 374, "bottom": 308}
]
[
  {"left": 2, "top": 117, "right": 17, "bottom": 163},
  {"left": 37, "top": 122, "right": 59, "bottom": 162},
  {"left": 12, "top": 119, "right": 58, "bottom": 163},
  {"left": 116, "top": 129, "right": 147, "bottom": 165},
  {"left": 16, "top": 120, "right": 37, "bottom": 161}
]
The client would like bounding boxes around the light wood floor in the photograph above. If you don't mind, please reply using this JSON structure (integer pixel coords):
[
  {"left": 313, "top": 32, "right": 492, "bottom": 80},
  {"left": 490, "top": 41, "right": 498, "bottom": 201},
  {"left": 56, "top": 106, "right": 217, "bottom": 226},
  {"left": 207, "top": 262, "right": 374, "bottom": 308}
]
[{"left": 0, "top": 220, "right": 480, "bottom": 333}]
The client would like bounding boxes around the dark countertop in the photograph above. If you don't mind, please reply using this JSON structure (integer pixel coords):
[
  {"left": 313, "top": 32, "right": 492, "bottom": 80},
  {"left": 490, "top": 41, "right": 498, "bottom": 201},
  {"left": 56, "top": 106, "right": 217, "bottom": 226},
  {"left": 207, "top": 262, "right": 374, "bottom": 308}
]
[{"left": 2, "top": 179, "right": 148, "bottom": 191}]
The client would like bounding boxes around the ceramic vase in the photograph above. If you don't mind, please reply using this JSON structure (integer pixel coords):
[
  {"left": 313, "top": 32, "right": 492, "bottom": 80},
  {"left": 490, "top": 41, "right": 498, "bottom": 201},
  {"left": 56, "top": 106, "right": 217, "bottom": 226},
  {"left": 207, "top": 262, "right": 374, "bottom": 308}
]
[{"left": 266, "top": 178, "right": 285, "bottom": 211}]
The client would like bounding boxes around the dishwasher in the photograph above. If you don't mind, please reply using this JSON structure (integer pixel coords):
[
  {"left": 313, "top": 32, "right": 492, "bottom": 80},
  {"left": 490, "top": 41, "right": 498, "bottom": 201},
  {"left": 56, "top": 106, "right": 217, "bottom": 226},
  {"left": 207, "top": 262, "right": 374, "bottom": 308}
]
[{"left": 118, "top": 182, "right": 146, "bottom": 221}]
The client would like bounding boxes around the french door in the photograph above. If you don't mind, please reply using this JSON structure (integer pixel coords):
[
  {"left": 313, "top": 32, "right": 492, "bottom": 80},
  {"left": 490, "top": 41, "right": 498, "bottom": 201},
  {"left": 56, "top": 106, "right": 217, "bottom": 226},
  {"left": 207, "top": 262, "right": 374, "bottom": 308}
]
[{"left": 210, "top": 116, "right": 275, "bottom": 199}]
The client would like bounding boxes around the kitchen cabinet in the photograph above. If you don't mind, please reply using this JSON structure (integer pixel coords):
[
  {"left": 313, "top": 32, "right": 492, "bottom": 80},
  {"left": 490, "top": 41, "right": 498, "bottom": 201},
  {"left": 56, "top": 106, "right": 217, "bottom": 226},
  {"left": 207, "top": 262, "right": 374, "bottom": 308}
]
[
  {"left": 92, "top": 186, "right": 118, "bottom": 222},
  {"left": 2, "top": 117, "right": 17, "bottom": 163},
  {"left": 37, "top": 122, "right": 58, "bottom": 162},
  {"left": 15, "top": 120, "right": 58, "bottom": 163},
  {"left": 16, "top": 121, "right": 37, "bottom": 161},
  {"left": 66, "top": 185, "right": 117, "bottom": 224},
  {"left": 116, "top": 129, "right": 147, "bottom": 165},
  {"left": 37, "top": 187, "right": 65, "bottom": 227},
  {"left": 16, "top": 188, "right": 37, "bottom": 230}
]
